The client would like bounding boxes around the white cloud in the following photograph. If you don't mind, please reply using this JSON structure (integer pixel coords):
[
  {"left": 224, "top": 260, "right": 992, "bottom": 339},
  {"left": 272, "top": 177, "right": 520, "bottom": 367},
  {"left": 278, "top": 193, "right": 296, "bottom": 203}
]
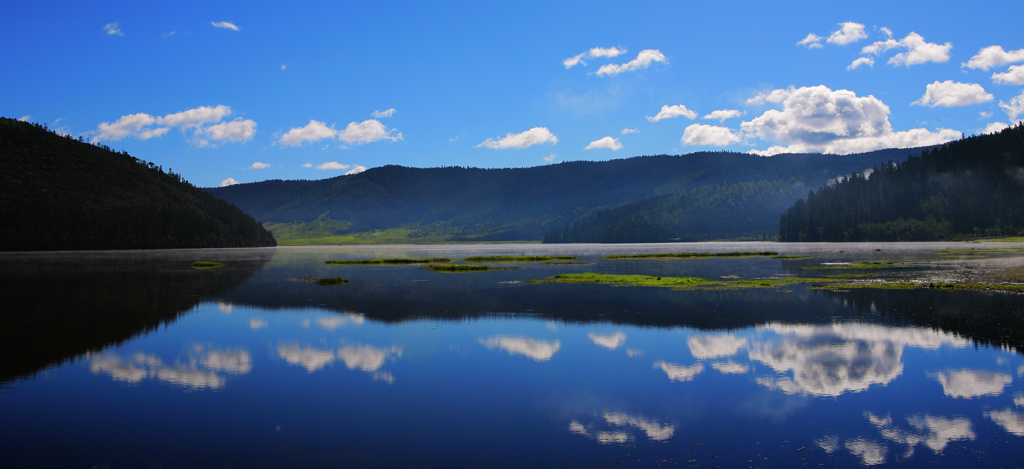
[
  {"left": 543, "top": 154, "right": 558, "bottom": 163},
  {"left": 862, "top": 32, "right": 951, "bottom": 66},
  {"left": 201, "top": 349, "right": 252, "bottom": 374},
  {"left": 220, "top": 177, "right": 238, "bottom": 187},
  {"left": 621, "top": 128, "right": 639, "bottom": 135},
  {"left": 647, "top": 104, "right": 697, "bottom": 122},
  {"left": 596, "top": 49, "right": 667, "bottom": 76},
  {"left": 159, "top": 105, "right": 232, "bottom": 128},
  {"left": 211, "top": 21, "right": 240, "bottom": 31},
  {"left": 249, "top": 318, "right": 267, "bottom": 329},
  {"left": 371, "top": 108, "right": 396, "bottom": 118},
  {"left": 476, "top": 127, "right": 558, "bottom": 149},
  {"left": 845, "top": 438, "right": 887, "bottom": 466},
  {"left": 934, "top": 370, "right": 1012, "bottom": 398},
  {"left": 315, "top": 161, "right": 350, "bottom": 170},
  {"left": 199, "top": 118, "right": 256, "bottom": 146},
  {"left": 480, "top": 336, "right": 561, "bottom": 362},
  {"left": 741, "top": 85, "right": 960, "bottom": 155},
  {"left": 584, "top": 136, "right": 623, "bottom": 151},
  {"left": 688, "top": 334, "right": 746, "bottom": 359},
  {"left": 827, "top": 22, "right": 867, "bottom": 45},
  {"left": 879, "top": 27, "right": 893, "bottom": 38},
  {"left": 250, "top": 161, "right": 270, "bottom": 169},
  {"left": 345, "top": 165, "right": 367, "bottom": 175},
  {"left": 711, "top": 361, "right": 749, "bottom": 374},
  {"left": 982, "top": 122, "right": 1011, "bottom": 134},
  {"left": 337, "top": 344, "right": 402, "bottom": 373},
  {"left": 655, "top": 361, "right": 704, "bottom": 382},
  {"left": 702, "top": 109, "right": 742, "bottom": 122},
  {"left": 563, "top": 46, "right": 627, "bottom": 69},
  {"left": 797, "top": 33, "right": 823, "bottom": 49},
  {"left": 867, "top": 412, "right": 976, "bottom": 455},
  {"left": 1001, "top": 90, "right": 1024, "bottom": 121},
  {"left": 993, "top": 65, "right": 1024, "bottom": 85},
  {"left": 104, "top": 23, "right": 123, "bottom": 36},
  {"left": 17, "top": 115, "right": 31, "bottom": 122},
  {"left": 278, "top": 344, "right": 336, "bottom": 372},
  {"left": 987, "top": 409, "right": 1024, "bottom": 436},
  {"left": 301, "top": 162, "right": 313, "bottom": 168},
  {"left": 603, "top": 412, "right": 675, "bottom": 441},
  {"left": 913, "top": 81, "right": 993, "bottom": 107},
  {"left": 337, "top": 119, "right": 402, "bottom": 144},
  {"left": 93, "top": 113, "right": 157, "bottom": 142},
  {"left": 962, "top": 45, "right": 1024, "bottom": 70},
  {"left": 848, "top": 57, "right": 874, "bottom": 70},
  {"left": 280, "top": 119, "right": 336, "bottom": 146},
  {"left": 589, "top": 332, "right": 626, "bottom": 350},
  {"left": 682, "top": 124, "right": 742, "bottom": 146},
  {"left": 745, "top": 86, "right": 796, "bottom": 106}
]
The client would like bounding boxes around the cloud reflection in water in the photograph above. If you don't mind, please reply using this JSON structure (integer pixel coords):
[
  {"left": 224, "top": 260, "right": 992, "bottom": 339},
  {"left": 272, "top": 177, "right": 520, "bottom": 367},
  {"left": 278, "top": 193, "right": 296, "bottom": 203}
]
[
  {"left": 89, "top": 346, "right": 251, "bottom": 390},
  {"left": 479, "top": 336, "right": 561, "bottom": 362}
]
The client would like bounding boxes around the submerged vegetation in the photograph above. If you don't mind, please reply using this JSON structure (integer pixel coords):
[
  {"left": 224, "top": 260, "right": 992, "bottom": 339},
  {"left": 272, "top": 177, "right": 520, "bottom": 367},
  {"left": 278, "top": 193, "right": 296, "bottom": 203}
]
[
  {"left": 421, "top": 264, "right": 519, "bottom": 273},
  {"left": 294, "top": 276, "right": 349, "bottom": 286},
  {"left": 802, "top": 260, "right": 913, "bottom": 270},
  {"left": 462, "top": 255, "right": 575, "bottom": 262},
  {"left": 529, "top": 272, "right": 824, "bottom": 290},
  {"left": 326, "top": 257, "right": 454, "bottom": 265},
  {"left": 190, "top": 261, "right": 224, "bottom": 269},
  {"left": 605, "top": 251, "right": 779, "bottom": 260}
]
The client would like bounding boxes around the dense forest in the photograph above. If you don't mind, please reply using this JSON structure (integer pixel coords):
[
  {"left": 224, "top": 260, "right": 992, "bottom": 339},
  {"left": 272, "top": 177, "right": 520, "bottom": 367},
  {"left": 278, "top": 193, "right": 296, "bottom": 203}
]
[
  {"left": 779, "top": 122, "right": 1024, "bottom": 241},
  {"left": 0, "top": 117, "right": 276, "bottom": 250},
  {"left": 209, "top": 147, "right": 924, "bottom": 243}
]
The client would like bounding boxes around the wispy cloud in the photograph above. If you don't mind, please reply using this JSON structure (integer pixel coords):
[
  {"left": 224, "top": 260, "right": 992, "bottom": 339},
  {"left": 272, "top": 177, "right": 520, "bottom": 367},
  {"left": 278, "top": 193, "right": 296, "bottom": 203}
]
[
  {"left": 596, "top": 49, "right": 667, "bottom": 76},
  {"left": 371, "top": 108, "right": 396, "bottom": 118},
  {"left": 797, "top": 33, "right": 823, "bottom": 49},
  {"left": 104, "top": 23, "right": 123, "bottom": 36},
  {"left": 211, "top": 21, "right": 239, "bottom": 31},
  {"left": 476, "top": 127, "right": 558, "bottom": 149},
  {"left": 563, "top": 46, "right": 627, "bottom": 69}
]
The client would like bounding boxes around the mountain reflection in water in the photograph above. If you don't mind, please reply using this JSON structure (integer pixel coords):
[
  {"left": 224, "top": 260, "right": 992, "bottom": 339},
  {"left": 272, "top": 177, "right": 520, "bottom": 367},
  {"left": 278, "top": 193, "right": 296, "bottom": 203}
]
[{"left": 2, "top": 244, "right": 1024, "bottom": 468}]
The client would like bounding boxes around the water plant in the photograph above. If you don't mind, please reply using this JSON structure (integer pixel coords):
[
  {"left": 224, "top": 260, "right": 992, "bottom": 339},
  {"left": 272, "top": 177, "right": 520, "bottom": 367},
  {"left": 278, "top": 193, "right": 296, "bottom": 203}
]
[
  {"left": 604, "top": 251, "right": 779, "bottom": 260},
  {"left": 462, "top": 255, "right": 575, "bottom": 262},
  {"left": 190, "top": 261, "right": 224, "bottom": 269},
  {"left": 421, "top": 264, "right": 519, "bottom": 273},
  {"left": 326, "top": 258, "right": 454, "bottom": 265},
  {"left": 294, "top": 276, "right": 349, "bottom": 286}
]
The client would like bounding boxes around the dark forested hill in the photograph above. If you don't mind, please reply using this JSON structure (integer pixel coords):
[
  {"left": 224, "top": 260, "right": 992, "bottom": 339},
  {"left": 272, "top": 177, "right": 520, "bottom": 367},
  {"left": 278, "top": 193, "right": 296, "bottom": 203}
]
[
  {"left": 0, "top": 118, "right": 276, "bottom": 250},
  {"left": 779, "top": 122, "right": 1024, "bottom": 241},
  {"left": 207, "top": 146, "right": 926, "bottom": 243}
]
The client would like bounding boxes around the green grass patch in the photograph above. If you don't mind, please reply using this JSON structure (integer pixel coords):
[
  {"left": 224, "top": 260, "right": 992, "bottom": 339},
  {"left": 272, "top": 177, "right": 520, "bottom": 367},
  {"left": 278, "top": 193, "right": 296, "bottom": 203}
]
[
  {"left": 529, "top": 272, "right": 835, "bottom": 291},
  {"left": 975, "top": 237, "right": 1024, "bottom": 242},
  {"left": 326, "top": 257, "right": 453, "bottom": 265},
  {"left": 604, "top": 251, "right": 779, "bottom": 260},
  {"left": 190, "top": 261, "right": 224, "bottom": 269},
  {"left": 462, "top": 255, "right": 576, "bottom": 262},
  {"left": 294, "top": 276, "right": 350, "bottom": 286},
  {"left": 421, "top": 264, "right": 519, "bottom": 273},
  {"left": 771, "top": 255, "right": 813, "bottom": 260},
  {"left": 933, "top": 248, "right": 1024, "bottom": 254}
]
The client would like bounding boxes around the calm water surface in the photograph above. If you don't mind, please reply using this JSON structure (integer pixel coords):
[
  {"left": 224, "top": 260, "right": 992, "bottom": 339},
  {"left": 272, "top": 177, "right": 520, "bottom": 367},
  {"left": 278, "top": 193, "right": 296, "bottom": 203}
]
[{"left": 3, "top": 243, "right": 1024, "bottom": 467}]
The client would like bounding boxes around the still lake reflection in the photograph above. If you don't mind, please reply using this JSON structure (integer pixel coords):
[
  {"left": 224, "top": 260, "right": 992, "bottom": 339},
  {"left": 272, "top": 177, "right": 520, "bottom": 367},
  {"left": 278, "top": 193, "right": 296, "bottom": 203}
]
[{"left": 2, "top": 243, "right": 1024, "bottom": 467}]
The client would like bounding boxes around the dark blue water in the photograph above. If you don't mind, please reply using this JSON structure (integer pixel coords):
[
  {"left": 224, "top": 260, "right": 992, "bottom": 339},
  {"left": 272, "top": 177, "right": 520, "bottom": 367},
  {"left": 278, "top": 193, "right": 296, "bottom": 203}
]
[{"left": 2, "top": 243, "right": 1024, "bottom": 467}]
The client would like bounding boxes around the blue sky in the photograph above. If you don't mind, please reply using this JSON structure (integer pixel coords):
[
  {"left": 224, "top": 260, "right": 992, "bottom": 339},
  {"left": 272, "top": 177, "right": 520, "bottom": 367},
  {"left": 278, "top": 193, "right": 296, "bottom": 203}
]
[{"left": 4, "top": 0, "right": 1024, "bottom": 187}]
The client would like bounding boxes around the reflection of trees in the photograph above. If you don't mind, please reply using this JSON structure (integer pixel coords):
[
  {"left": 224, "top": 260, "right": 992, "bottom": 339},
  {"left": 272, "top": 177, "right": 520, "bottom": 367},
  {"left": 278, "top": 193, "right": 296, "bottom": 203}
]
[{"left": 0, "top": 250, "right": 272, "bottom": 384}]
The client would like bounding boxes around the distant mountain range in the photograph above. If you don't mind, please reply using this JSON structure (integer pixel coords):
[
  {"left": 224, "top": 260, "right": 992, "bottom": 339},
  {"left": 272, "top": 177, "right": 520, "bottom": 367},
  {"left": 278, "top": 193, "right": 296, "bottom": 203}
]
[
  {"left": 0, "top": 118, "right": 276, "bottom": 250},
  {"left": 207, "top": 147, "right": 928, "bottom": 244},
  {"left": 780, "top": 122, "right": 1024, "bottom": 241}
]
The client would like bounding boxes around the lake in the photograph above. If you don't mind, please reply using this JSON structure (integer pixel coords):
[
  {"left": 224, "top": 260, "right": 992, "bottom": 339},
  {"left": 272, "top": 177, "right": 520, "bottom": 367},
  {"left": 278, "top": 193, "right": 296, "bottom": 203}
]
[{"left": 3, "top": 242, "right": 1024, "bottom": 467}]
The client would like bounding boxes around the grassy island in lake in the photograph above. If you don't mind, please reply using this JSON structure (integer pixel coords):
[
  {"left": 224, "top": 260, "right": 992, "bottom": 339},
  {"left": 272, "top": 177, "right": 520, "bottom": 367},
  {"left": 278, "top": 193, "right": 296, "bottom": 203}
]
[
  {"left": 604, "top": 251, "right": 779, "bottom": 260},
  {"left": 462, "top": 255, "right": 576, "bottom": 263},
  {"left": 326, "top": 258, "right": 454, "bottom": 265},
  {"left": 294, "top": 276, "right": 349, "bottom": 286},
  {"left": 191, "top": 261, "right": 224, "bottom": 269},
  {"left": 421, "top": 264, "right": 519, "bottom": 273}
]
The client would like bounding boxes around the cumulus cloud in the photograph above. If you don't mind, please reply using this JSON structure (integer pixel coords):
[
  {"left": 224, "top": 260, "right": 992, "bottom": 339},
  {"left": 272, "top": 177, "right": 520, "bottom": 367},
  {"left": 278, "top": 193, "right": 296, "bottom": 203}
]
[
  {"left": 913, "top": 81, "right": 993, "bottom": 107},
  {"left": 845, "top": 438, "right": 887, "bottom": 466},
  {"left": 797, "top": 33, "right": 823, "bottom": 49},
  {"left": 655, "top": 361, "right": 704, "bottom": 382},
  {"left": 104, "top": 23, "right": 123, "bottom": 36},
  {"left": 741, "top": 85, "right": 960, "bottom": 155},
  {"left": 862, "top": 32, "right": 951, "bottom": 66},
  {"left": 596, "top": 49, "right": 667, "bottom": 76},
  {"left": 280, "top": 119, "right": 335, "bottom": 146},
  {"left": 745, "top": 86, "right": 796, "bottom": 106},
  {"left": 198, "top": 118, "right": 256, "bottom": 146},
  {"left": 647, "top": 104, "right": 697, "bottom": 122},
  {"left": 867, "top": 412, "right": 976, "bottom": 455},
  {"left": 91, "top": 105, "right": 250, "bottom": 146},
  {"left": 999, "top": 90, "right": 1024, "bottom": 121},
  {"left": 987, "top": 409, "right": 1024, "bottom": 436},
  {"left": 993, "top": 65, "right": 1024, "bottom": 85},
  {"left": 982, "top": 122, "right": 1011, "bottom": 134},
  {"left": 278, "top": 344, "right": 336, "bottom": 372},
  {"left": 315, "top": 161, "right": 350, "bottom": 170},
  {"left": 211, "top": 21, "right": 240, "bottom": 31},
  {"left": 589, "top": 332, "right": 626, "bottom": 350},
  {"left": 682, "top": 124, "right": 742, "bottom": 146},
  {"left": 345, "top": 165, "right": 367, "bottom": 175},
  {"left": 712, "top": 361, "right": 749, "bottom": 374},
  {"left": 563, "top": 46, "right": 628, "bottom": 69},
  {"left": 17, "top": 115, "right": 31, "bottom": 122},
  {"left": 220, "top": 178, "right": 238, "bottom": 187},
  {"left": 688, "top": 334, "right": 747, "bottom": 360},
  {"left": 933, "top": 370, "right": 1012, "bottom": 398},
  {"left": 480, "top": 336, "right": 561, "bottom": 362},
  {"left": 827, "top": 22, "right": 867, "bottom": 45},
  {"left": 476, "top": 127, "right": 558, "bottom": 149},
  {"left": 962, "top": 45, "right": 1024, "bottom": 70},
  {"left": 848, "top": 57, "right": 874, "bottom": 70},
  {"left": 584, "top": 136, "right": 623, "bottom": 151},
  {"left": 703, "top": 109, "right": 742, "bottom": 122},
  {"left": 160, "top": 105, "right": 232, "bottom": 128},
  {"left": 371, "top": 108, "right": 396, "bottom": 118},
  {"left": 93, "top": 113, "right": 157, "bottom": 142},
  {"left": 250, "top": 161, "right": 270, "bottom": 169},
  {"left": 337, "top": 119, "right": 402, "bottom": 144}
]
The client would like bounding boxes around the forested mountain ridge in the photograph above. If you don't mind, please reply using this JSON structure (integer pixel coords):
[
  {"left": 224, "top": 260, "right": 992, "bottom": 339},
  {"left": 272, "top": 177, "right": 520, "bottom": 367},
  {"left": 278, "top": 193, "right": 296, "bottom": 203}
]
[
  {"left": 208, "top": 147, "right": 927, "bottom": 243},
  {"left": 0, "top": 117, "right": 276, "bottom": 250},
  {"left": 779, "top": 122, "right": 1024, "bottom": 241}
]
